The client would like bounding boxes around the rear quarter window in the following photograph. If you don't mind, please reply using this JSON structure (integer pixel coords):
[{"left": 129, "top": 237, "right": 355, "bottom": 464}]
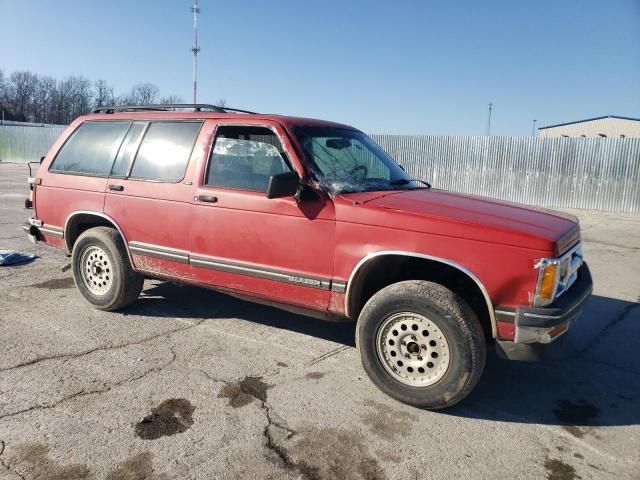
[
  {"left": 50, "top": 121, "right": 131, "bottom": 175},
  {"left": 129, "top": 122, "right": 202, "bottom": 182}
]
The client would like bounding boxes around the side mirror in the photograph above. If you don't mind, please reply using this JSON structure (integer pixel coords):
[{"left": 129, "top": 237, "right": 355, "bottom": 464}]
[{"left": 266, "top": 171, "right": 299, "bottom": 199}]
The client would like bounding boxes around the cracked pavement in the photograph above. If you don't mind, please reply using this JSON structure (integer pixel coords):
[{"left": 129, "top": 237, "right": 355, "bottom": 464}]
[{"left": 1, "top": 163, "right": 639, "bottom": 479}]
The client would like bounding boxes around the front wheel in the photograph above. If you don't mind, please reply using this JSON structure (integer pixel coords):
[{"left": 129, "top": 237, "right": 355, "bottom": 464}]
[
  {"left": 72, "top": 227, "right": 144, "bottom": 311},
  {"left": 357, "top": 280, "right": 486, "bottom": 409}
]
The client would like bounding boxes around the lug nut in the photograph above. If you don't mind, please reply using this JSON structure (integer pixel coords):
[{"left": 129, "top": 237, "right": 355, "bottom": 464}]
[
  {"left": 421, "top": 344, "right": 426, "bottom": 350},
  {"left": 404, "top": 353, "right": 410, "bottom": 359},
  {"left": 402, "top": 341, "right": 406, "bottom": 346},
  {"left": 411, "top": 335, "right": 417, "bottom": 341},
  {"left": 417, "top": 356, "right": 423, "bottom": 361}
]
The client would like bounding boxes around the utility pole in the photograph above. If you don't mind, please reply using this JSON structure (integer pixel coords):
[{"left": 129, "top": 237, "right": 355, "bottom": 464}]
[
  {"left": 532, "top": 119, "right": 537, "bottom": 137},
  {"left": 191, "top": 0, "right": 201, "bottom": 104},
  {"left": 486, "top": 102, "right": 493, "bottom": 136}
]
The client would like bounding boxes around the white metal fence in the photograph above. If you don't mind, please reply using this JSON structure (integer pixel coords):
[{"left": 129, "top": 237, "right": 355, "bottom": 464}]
[
  {"left": 370, "top": 135, "right": 640, "bottom": 213},
  {"left": 1, "top": 125, "right": 638, "bottom": 212},
  {"left": 0, "top": 125, "right": 66, "bottom": 164}
]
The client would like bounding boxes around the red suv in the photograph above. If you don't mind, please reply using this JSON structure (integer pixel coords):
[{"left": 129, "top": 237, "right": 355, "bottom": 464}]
[{"left": 24, "top": 104, "right": 592, "bottom": 409}]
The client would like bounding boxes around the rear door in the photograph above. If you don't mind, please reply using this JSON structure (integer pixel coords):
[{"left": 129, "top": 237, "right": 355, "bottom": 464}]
[
  {"left": 104, "top": 120, "right": 203, "bottom": 280},
  {"left": 37, "top": 121, "right": 131, "bottom": 242}
]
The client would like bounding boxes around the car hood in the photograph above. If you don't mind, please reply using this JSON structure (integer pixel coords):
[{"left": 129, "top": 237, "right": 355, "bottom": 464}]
[{"left": 338, "top": 189, "right": 580, "bottom": 255}]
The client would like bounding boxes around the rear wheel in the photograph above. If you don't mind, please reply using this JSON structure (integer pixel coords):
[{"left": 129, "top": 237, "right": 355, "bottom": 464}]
[
  {"left": 72, "top": 227, "right": 143, "bottom": 311},
  {"left": 357, "top": 280, "right": 486, "bottom": 409}
]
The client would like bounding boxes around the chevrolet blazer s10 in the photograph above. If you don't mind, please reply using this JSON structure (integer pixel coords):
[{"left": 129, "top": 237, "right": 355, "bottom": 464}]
[{"left": 24, "top": 104, "right": 593, "bottom": 408}]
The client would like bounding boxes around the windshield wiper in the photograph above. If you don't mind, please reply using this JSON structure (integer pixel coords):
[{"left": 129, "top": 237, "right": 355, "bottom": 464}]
[
  {"left": 388, "top": 178, "right": 432, "bottom": 189},
  {"left": 389, "top": 178, "right": 412, "bottom": 185}
]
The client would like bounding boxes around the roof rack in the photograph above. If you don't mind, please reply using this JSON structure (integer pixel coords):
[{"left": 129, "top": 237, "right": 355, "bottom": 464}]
[{"left": 92, "top": 104, "right": 258, "bottom": 115}]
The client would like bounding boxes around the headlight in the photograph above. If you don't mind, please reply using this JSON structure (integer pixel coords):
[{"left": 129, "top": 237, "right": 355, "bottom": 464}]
[{"left": 534, "top": 243, "right": 583, "bottom": 307}]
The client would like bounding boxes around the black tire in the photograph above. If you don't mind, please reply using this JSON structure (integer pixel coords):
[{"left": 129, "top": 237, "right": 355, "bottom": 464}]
[
  {"left": 71, "top": 226, "right": 144, "bottom": 311},
  {"left": 356, "top": 280, "right": 486, "bottom": 409}
]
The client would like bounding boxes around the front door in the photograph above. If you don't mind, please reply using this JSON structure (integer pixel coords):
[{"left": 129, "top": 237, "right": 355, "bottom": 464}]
[{"left": 189, "top": 121, "right": 336, "bottom": 312}]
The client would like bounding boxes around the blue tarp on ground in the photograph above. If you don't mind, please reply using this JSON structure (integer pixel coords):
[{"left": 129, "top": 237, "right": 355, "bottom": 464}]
[{"left": 0, "top": 250, "right": 36, "bottom": 266}]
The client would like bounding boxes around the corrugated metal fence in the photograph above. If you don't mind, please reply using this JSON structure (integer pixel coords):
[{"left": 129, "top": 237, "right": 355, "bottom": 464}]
[
  {"left": 0, "top": 125, "right": 66, "bottom": 165},
  {"left": 1, "top": 125, "right": 638, "bottom": 212},
  {"left": 372, "top": 135, "right": 639, "bottom": 213}
]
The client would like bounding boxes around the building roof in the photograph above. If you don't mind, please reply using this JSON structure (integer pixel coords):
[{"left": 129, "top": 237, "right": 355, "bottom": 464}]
[{"left": 539, "top": 115, "right": 640, "bottom": 130}]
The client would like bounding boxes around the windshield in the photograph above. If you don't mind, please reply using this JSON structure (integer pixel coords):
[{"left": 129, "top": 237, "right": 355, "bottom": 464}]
[{"left": 292, "top": 126, "right": 424, "bottom": 195}]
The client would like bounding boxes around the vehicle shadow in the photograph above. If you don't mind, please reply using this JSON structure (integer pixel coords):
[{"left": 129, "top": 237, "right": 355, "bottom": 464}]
[
  {"left": 447, "top": 294, "right": 640, "bottom": 428},
  {"left": 127, "top": 285, "right": 639, "bottom": 428},
  {"left": 125, "top": 279, "right": 357, "bottom": 347}
]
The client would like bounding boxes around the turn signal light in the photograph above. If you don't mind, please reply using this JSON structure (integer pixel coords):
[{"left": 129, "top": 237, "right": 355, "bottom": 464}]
[{"left": 538, "top": 263, "right": 558, "bottom": 301}]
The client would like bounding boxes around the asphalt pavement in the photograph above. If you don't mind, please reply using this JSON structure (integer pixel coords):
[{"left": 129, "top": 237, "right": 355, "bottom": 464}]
[{"left": 1, "top": 162, "right": 639, "bottom": 480}]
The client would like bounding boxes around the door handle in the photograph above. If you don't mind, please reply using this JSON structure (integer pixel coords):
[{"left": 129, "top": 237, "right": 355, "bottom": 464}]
[
  {"left": 109, "top": 184, "right": 124, "bottom": 191},
  {"left": 198, "top": 195, "right": 218, "bottom": 203}
]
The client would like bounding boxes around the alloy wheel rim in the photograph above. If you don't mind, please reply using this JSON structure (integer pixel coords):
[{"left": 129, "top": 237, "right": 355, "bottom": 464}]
[{"left": 376, "top": 312, "right": 451, "bottom": 387}]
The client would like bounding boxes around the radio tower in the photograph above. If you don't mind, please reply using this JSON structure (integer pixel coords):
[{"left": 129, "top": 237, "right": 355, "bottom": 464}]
[{"left": 191, "top": 0, "right": 201, "bottom": 104}]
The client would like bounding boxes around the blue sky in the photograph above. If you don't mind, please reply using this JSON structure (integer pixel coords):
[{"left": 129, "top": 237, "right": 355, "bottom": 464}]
[{"left": 1, "top": 0, "right": 639, "bottom": 135}]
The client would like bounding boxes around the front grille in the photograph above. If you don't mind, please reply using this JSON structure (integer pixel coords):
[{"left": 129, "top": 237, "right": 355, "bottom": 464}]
[{"left": 555, "top": 242, "right": 583, "bottom": 300}]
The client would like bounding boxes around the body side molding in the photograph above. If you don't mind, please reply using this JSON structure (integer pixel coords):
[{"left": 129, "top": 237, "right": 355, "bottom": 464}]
[
  {"left": 189, "top": 253, "right": 332, "bottom": 290},
  {"left": 129, "top": 241, "right": 190, "bottom": 264}
]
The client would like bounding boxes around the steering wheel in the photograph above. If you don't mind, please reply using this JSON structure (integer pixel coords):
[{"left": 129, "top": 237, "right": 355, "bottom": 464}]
[{"left": 349, "top": 164, "right": 368, "bottom": 182}]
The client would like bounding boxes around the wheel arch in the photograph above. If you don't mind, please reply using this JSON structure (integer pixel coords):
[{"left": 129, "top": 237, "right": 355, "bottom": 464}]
[
  {"left": 345, "top": 251, "right": 497, "bottom": 339},
  {"left": 64, "top": 211, "right": 134, "bottom": 265}
]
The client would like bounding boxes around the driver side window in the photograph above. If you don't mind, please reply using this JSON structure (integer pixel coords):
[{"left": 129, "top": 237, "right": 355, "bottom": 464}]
[{"left": 206, "top": 125, "right": 290, "bottom": 192}]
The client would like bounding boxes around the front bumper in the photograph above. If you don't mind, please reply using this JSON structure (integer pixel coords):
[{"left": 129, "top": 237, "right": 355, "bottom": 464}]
[{"left": 494, "top": 263, "right": 593, "bottom": 360}]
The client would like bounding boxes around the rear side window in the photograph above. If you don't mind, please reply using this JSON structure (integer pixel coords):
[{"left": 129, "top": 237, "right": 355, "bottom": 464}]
[
  {"left": 129, "top": 122, "right": 201, "bottom": 182},
  {"left": 110, "top": 122, "right": 147, "bottom": 177},
  {"left": 50, "top": 121, "right": 131, "bottom": 175},
  {"left": 206, "top": 125, "right": 290, "bottom": 192}
]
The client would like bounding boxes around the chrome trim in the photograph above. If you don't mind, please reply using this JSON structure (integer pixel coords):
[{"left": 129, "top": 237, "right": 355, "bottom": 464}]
[
  {"left": 64, "top": 211, "right": 134, "bottom": 265},
  {"left": 345, "top": 250, "right": 497, "bottom": 338},
  {"left": 533, "top": 241, "right": 583, "bottom": 307},
  {"left": 331, "top": 281, "right": 347, "bottom": 293},
  {"left": 494, "top": 309, "right": 517, "bottom": 317},
  {"left": 129, "top": 241, "right": 190, "bottom": 264},
  {"left": 523, "top": 289, "right": 592, "bottom": 321},
  {"left": 40, "top": 226, "right": 64, "bottom": 238},
  {"left": 190, "top": 254, "right": 332, "bottom": 291},
  {"left": 514, "top": 324, "right": 568, "bottom": 344}
]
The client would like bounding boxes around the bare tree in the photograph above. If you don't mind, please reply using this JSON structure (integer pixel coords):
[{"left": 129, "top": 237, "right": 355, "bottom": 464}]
[
  {"left": 9, "top": 71, "right": 39, "bottom": 121},
  {"left": 216, "top": 98, "right": 228, "bottom": 108},
  {"left": 34, "top": 76, "right": 56, "bottom": 123},
  {"left": 0, "top": 69, "right": 5, "bottom": 100},
  {"left": 70, "top": 76, "right": 93, "bottom": 120},
  {"left": 94, "top": 79, "right": 115, "bottom": 108},
  {"left": 1, "top": 68, "right": 183, "bottom": 123},
  {"left": 130, "top": 83, "right": 159, "bottom": 104},
  {"left": 159, "top": 94, "right": 184, "bottom": 104}
]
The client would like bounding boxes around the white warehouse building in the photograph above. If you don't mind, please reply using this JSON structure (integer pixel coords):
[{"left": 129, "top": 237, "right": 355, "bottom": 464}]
[{"left": 538, "top": 115, "right": 640, "bottom": 138}]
